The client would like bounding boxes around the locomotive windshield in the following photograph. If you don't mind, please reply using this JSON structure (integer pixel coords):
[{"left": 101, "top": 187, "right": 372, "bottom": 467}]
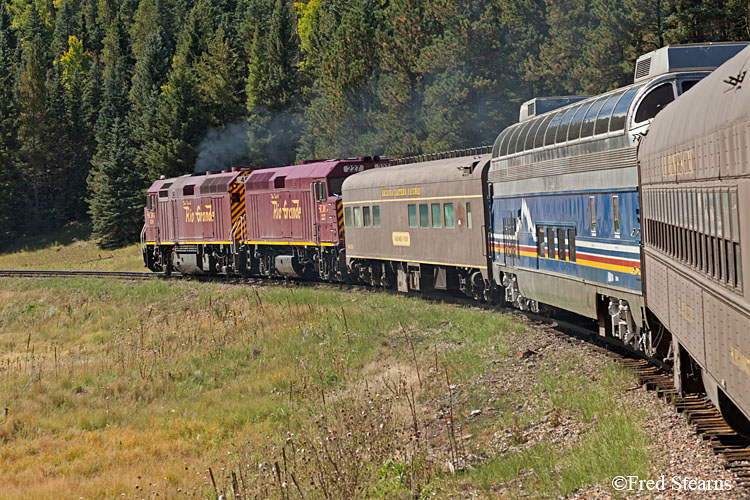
[{"left": 329, "top": 177, "right": 345, "bottom": 196}]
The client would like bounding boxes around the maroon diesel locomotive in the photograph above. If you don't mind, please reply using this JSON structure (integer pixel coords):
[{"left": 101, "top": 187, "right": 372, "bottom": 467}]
[{"left": 142, "top": 157, "right": 389, "bottom": 279}]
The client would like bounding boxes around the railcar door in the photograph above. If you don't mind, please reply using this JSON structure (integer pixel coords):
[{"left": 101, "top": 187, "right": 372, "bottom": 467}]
[{"left": 502, "top": 213, "right": 519, "bottom": 266}]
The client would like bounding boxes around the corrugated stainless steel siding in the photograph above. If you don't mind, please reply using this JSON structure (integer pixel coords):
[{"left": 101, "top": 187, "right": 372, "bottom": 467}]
[{"left": 489, "top": 147, "right": 637, "bottom": 183}]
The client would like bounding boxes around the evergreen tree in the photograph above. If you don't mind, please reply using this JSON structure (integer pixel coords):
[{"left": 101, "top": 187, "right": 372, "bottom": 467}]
[
  {"left": 16, "top": 33, "right": 52, "bottom": 226},
  {"left": 143, "top": 60, "right": 205, "bottom": 178},
  {"left": 245, "top": 0, "right": 301, "bottom": 165},
  {"left": 52, "top": 0, "right": 75, "bottom": 59},
  {"left": 88, "top": 117, "right": 145, "bottom": 248},
  {"left": 0, "top": 1, "right": 21, "bottom": 243},
  {"left": 128, "top": 26, "right": 170, "bottom": 178},
  {"left": 196, "top": 27, "right": 242, "bottom": 126}
]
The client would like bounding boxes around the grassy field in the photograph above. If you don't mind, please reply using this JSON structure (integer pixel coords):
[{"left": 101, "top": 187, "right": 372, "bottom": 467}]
[
  {"left": 0, "top": 224, "right": 144, "bottom": 272},
  {"left": 0, "top": 237, "right": 657, "bottom": 499}
]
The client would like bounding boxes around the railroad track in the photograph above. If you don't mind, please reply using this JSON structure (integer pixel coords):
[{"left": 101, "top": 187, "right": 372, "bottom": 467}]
[{"left": 0, "top": 269, "right": 168, "bottom": 279}]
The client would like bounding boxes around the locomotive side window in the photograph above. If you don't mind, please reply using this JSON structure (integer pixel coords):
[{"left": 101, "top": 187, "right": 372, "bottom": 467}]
[
  {"left": 634, "top": 82, "right": 675, "bottom": 123},
  {"left": 183, "top": 185, "right": 194, "bottom": 196},
  {"left": 373, "top": 206, "right": 381, "bottom": 227},
  {"left": 589, "top": 196, "right": 597, "bottom": 236},
  {"left": 466, "top": 203, "right": 472, "bottom": 229},
  {"left": 431, "top": 204, "right": 442, "bottom": 228},
  {"left": 408, "top": 205, "right": 417, "bottom": 228},
  {"left": 363, "top": 206, "right": 371, "bottom": 227},
  {"left": 344, "top": 207, "right": 352, "bottom": 226},
  {"left": 353, "top": 207, "right": 362, "bottom": 227},
  {"left": 444, "top": 204, "right": 455, "bottom": 228}
]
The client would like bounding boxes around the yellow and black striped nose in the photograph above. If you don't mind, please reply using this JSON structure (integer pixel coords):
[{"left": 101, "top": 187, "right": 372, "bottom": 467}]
[
  {"left": 336, "top": 199, "right": 344, "bottom": 242},
  {"left": 230, "top": 175, "right": 247, "bottom": 241}
]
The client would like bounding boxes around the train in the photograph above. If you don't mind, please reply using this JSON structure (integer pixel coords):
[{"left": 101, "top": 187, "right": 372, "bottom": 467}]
[{"left": 142, "top": 42, "right": 750, "bottom": 434}]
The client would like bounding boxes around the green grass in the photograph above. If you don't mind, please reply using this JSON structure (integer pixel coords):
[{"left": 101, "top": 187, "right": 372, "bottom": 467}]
[
  {"left": 461, "top": 355, "right": 651, "bottom": 499},
  {"left": 0, "top": 235, "right": 658, "bottom": 499}
]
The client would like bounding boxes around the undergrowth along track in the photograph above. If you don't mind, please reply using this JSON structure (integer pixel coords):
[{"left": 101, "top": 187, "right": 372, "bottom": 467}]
[{"left": 3, "top": 267, "right": 749, "bottom": 486}]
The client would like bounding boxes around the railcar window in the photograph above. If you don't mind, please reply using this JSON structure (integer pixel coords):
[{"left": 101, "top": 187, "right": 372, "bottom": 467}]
[
  {"left": 568, "top": 229, "right": 576, "bottom": 262},
  {"left": 408, "top": 205, "right": 417, "bottom": 227},
  {"left": 493, "top": 127, "right": 511, "bottom": 157},
  {"left": 373, "top": 206, "right": 381, "bottom": 227},
  {"left": 537, "top": 228, "right": 545, "bottom": 257},
  {"left": 557, "top": 228, "right": 566, "bottom": 260},
  {"left": 525, "top": 117, "right": 544, "bottom": 151},
  {"left": 595, "top": 90, "right": 624, "bottom": 135},
  {"left": 613, "top": 195, "right": 620, "bottom": 237},
  {"left": 580, "top": 96, "right": 607, "bottom": 137},
  {"left": 354, "top": 207, "right": 362, "bottom": 227},
  {"left": 568, "top": 101, "right": 592, "bottom": 141},
  {"left": 497, "top": 126, "right": 515, "bottom": 157},
  {"left": 680, "top": 80, "right": 699, "bottom": 94},
  {"left": 504, "top": 125, "right": 523, "bottom": 156},
  {"left": 609, "top": 85, "right": 642, "bottom": 132},
  {"left": 544, "top": 111, "right": 565, "bottom": 146},
  {"left": 547, "top": 228, "right": 555, "bottom": 258},
  {"left": 363, "top": 206, "right": 371, "bottom": 227},
  {"left": 444, "top": 204, "right": 455, "bottom": 228},
  {"left": 634, "top": 82, "right": 675, "bottom": 123},
  {"left": 431, "top": 204, "right": 442, "bottom": 228},
  {"left": 345, "top": 207, "right": 352, "bottom": 226},
  {"left": 556, "top": 105, "right": 580, "bottom": 143},
  {"left": 589, "top": 196, "right": 597, "bottom": 236},
  {"left": 514, "top": 120, "right": 536, "bottom": 154},
  {"left": 419, "top": 204, "right": 429, "bottom": 228},
  {"left": 534, "top": 113, "right": 556, "bottom": 148},
  {"left": 467, "top": 203, "right": 472, "bottom": 229}
]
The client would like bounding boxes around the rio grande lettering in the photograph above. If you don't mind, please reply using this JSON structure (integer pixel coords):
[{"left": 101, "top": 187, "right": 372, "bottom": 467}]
[
  {"left": 183, "top": 203, "right": 215, "bottom": 223},
  {"left": 661, "top": 149, "right": 694, "bottom": 177},
  {"left": 381, "top": 187, "right": 422, "bottom": 198},
  {"left": 272, "top": 199, "right": 302, "bottom": 220}
]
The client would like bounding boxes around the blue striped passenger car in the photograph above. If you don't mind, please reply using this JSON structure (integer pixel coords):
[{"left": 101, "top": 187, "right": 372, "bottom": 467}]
[{"left": 487, "top": 43, "right": 748, "bottom": 356}]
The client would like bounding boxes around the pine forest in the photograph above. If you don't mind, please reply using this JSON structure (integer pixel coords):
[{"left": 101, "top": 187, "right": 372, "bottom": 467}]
[{"left": 0, "top": 0, "right": 747, "bottom": 248}]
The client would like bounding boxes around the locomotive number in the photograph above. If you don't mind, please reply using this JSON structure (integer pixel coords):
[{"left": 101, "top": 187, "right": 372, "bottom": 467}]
[{"left": 343, "top": 164, "right": 365, "bottom": 173}]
